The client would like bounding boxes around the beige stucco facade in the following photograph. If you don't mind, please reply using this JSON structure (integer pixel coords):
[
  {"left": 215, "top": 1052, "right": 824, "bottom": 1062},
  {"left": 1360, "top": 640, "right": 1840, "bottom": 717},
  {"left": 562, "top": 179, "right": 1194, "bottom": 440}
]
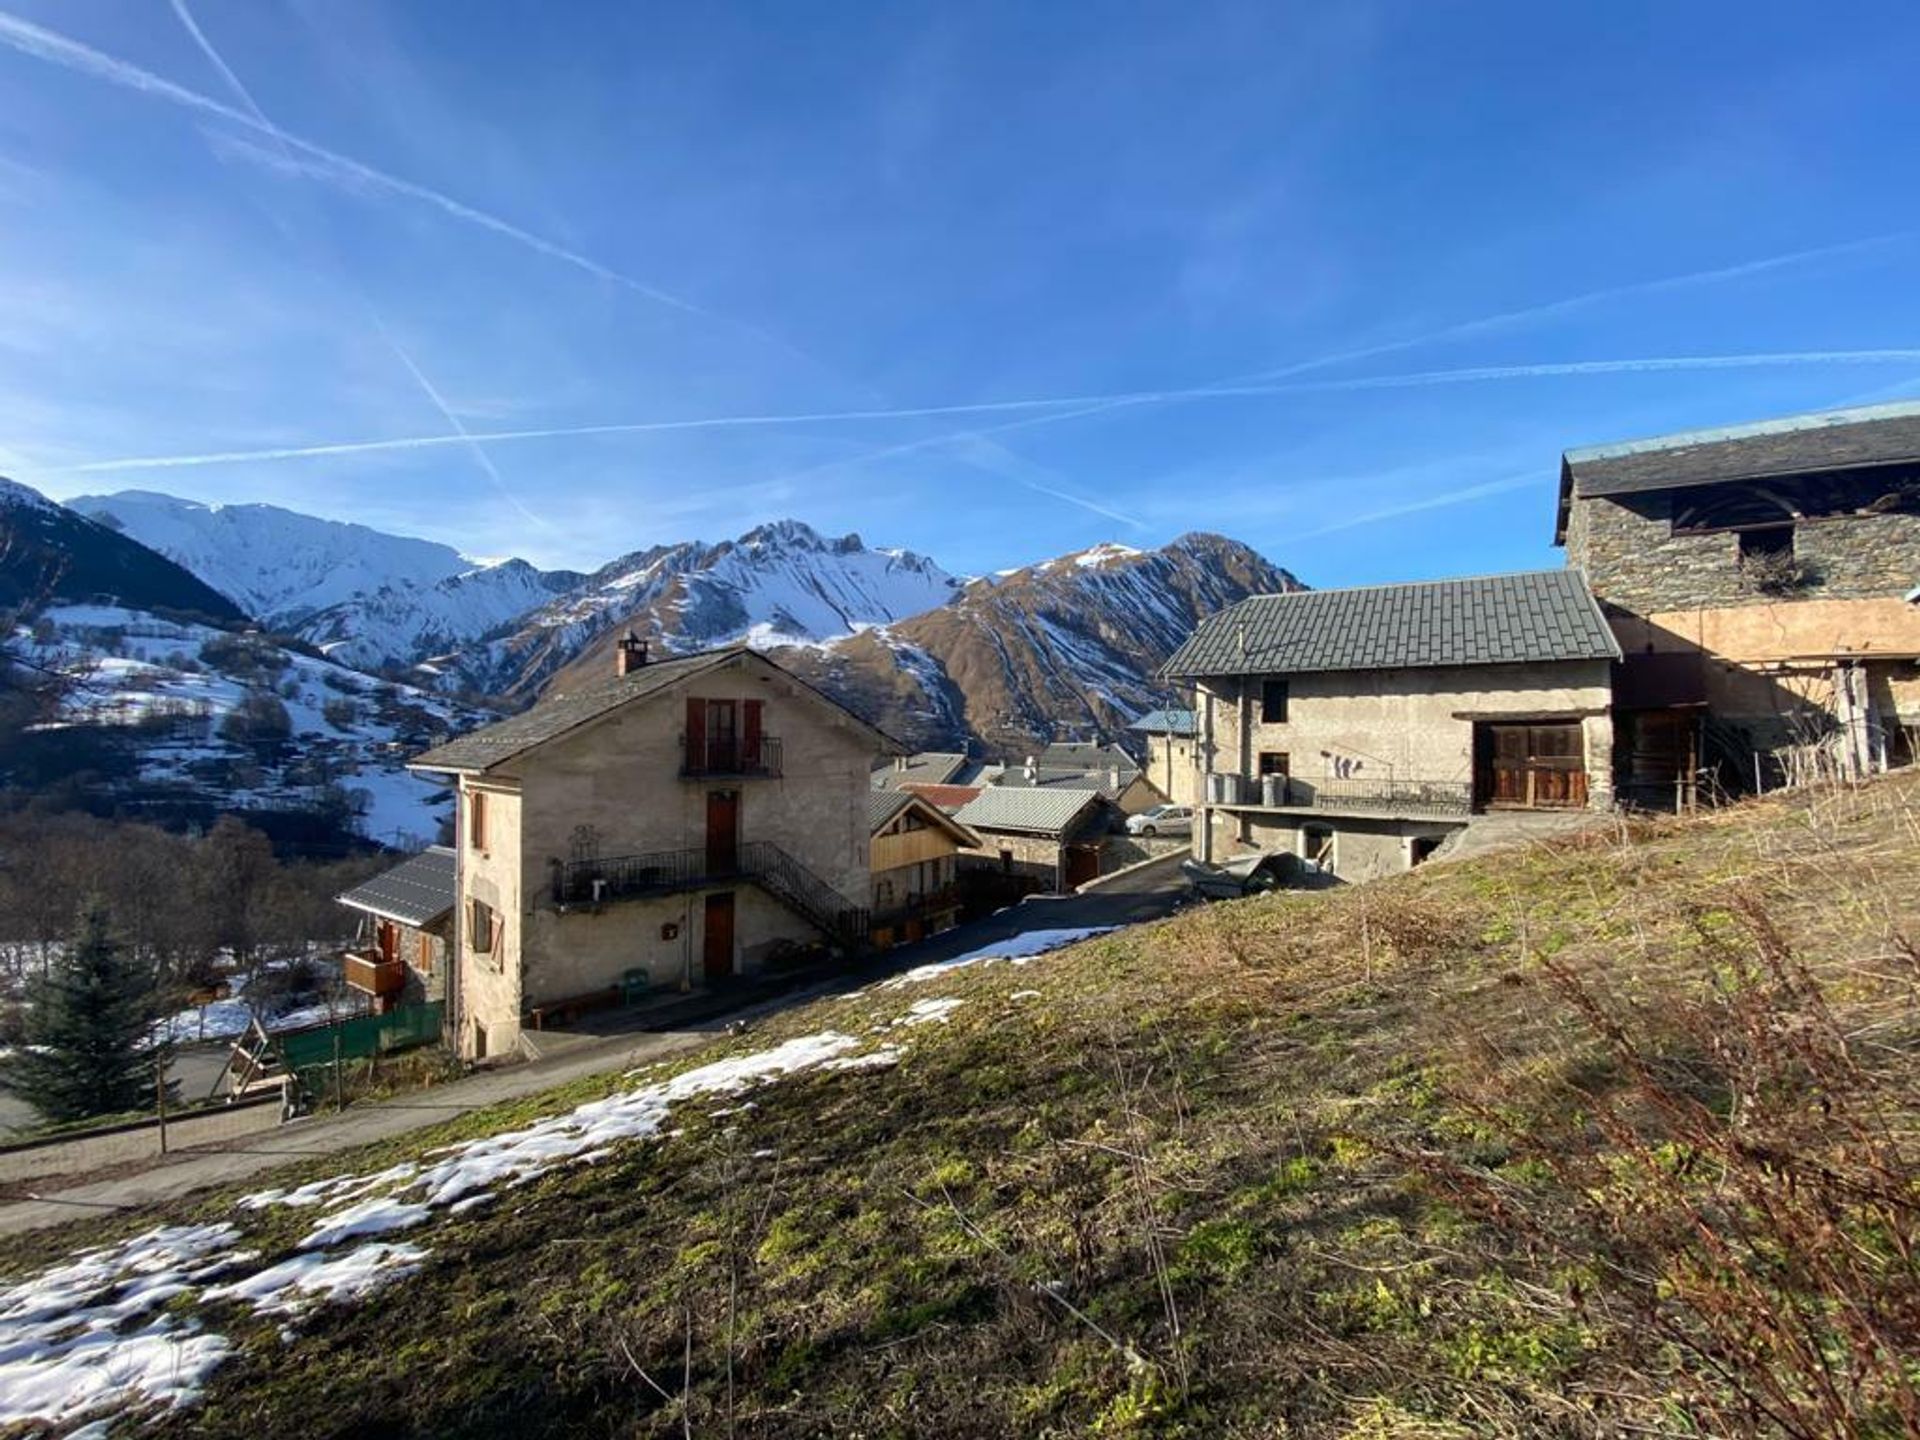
[
  {"left": 1192, "top": 660, "right": 1615, "bottom": 870},
  {"left": 1143, "top": 732, "right": 1201, "bottom": 806},
  {"left": 442, "top": 652, "right": 880, "bottom": 1060}
]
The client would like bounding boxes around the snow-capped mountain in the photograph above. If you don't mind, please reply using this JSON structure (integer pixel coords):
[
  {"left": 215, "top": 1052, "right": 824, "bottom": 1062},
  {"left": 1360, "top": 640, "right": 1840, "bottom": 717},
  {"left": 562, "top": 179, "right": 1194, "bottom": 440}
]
[
  {"left": 2, "top": 478, "right": 245, "bottom": 621},
  {"left": 68, "top": 490, "right": 481, "bottom": 628},
  {"left": 489, "top": 521, "right": 962, "bottom": 700},
  {"left": 769, "top": 533, "right": 1301, "bottom": 753},
  {"left": 298, "top": 559, "right": 584, "bottom": 679}
]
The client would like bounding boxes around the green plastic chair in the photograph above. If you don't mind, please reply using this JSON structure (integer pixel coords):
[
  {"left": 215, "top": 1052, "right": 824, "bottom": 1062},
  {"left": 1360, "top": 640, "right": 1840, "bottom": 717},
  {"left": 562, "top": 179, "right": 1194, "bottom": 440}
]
[{"left": 621, "top": 968, "right": 651, "bottom": 1006}]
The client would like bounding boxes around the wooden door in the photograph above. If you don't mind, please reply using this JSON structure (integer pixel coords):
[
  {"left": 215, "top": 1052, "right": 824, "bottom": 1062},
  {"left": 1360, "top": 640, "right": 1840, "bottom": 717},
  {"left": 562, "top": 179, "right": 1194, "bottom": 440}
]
[
  {"left": 1063, "top": 845, "right": 1100, "bottom": 889},
  {"left": 376, "top": 921, "right": 398, "bottom": 963},
  {"left": 1479, "top": 723, "right": 1586, "bottom": 810},
  {"left": 706, "top": 790, "right": 739, "bottom": 873},
  {"left": 703, "top": 893, "right": 735, "bottom": 981}
]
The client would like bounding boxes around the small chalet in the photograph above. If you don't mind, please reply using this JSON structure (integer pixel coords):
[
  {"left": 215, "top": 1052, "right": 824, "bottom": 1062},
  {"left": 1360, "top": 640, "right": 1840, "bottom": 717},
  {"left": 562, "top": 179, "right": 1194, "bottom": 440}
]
[
  {"left": 411, "top": 639, "right": 895, "bottom": 1060},
  {"left": 1162, "top": 570, "right": 1620, "bottom": 880},
  {"left": 337, "top": 845, "right": 456, "bottom": 1012},
  {"left": 867, "top": 789, "right": 980, "bottom": 949},
  {"left": 952, "top": 786, "right": 1120, "bottom": 893}
]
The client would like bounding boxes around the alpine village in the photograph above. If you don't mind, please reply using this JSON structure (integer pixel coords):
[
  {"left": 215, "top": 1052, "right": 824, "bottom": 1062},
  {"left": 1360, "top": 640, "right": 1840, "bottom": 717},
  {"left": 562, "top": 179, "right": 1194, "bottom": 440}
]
[{"left": 2, "top": 8, "right": 1920, "bottom": 1437}]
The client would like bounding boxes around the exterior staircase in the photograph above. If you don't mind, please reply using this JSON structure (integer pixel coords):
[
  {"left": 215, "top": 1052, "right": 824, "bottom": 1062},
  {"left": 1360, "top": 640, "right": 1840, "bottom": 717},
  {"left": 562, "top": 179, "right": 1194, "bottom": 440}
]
[{"left": 554, "top": 840, "right": 870, "bottom": 953}]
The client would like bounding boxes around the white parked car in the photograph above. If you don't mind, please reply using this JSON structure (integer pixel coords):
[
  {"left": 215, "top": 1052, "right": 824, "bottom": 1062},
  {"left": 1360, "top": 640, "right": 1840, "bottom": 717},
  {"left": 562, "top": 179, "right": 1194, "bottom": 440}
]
[{"left": 1126, "top": 804, "right": 1193, "bottom": 838}]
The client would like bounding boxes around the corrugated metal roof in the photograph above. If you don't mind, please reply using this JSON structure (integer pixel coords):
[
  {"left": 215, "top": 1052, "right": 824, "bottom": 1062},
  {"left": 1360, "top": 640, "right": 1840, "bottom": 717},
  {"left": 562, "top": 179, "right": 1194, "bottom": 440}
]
[
  {"left": 954, "top": 786, "right": 1103, "bottom": 837},
  {"left": 1161, "top": 569, "right": 1619, "bottom": 679},
  {"left": 868, "top": 789, "right": 915, "bottom": 830},
  {"left": 1127, "top": 708, "right": 1196, "bottom": 736},
  {"left": 337, "top": 846, "right": 456, "bottom": 927}
]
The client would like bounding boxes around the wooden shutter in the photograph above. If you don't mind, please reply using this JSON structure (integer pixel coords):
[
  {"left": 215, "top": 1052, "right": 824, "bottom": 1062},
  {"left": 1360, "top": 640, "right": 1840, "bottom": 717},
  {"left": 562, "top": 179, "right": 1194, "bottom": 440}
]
[
  {"left": 743, "top": 699, "right": 763, "bottom": 765},
  {"left": 685, "top": 697, "right": 706, "bottom": 765}
]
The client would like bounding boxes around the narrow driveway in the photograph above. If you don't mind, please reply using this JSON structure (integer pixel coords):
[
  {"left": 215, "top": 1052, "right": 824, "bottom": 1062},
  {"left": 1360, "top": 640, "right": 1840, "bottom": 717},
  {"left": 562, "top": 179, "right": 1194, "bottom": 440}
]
[{"left": 0, "top": 854, "right": 1190, "bottom": 1237}]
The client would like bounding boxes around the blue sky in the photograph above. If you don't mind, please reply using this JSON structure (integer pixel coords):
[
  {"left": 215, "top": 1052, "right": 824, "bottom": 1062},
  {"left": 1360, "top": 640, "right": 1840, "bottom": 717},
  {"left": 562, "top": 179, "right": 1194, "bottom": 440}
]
[{"left": 3, "top": 1, "right": 1920, "bottom": 584}]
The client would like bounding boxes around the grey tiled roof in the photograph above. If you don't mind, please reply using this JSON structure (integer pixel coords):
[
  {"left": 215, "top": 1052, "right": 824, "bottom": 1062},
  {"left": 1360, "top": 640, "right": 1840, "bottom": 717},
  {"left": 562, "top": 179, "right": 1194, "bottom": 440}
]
[
  {"left": 1128, "top": 708, "right": 1196, "bottom": 736},
  {"left": 954, "top": 786, "right": 1104, "bottom": 837},
  {"left": 1160, "top": 570, "right": 1619, "bottom": 679},
  {"left": 872, "top": 751, "right": 971, "bottom": 790},
  {"left": 412, "top": 651, "right": 734, "bottom": 773},
  {"left": 1037, "top": 742, "right": 1137, "bottom": 773},
  {"left": 337, "top": 846, "right": 456, "bottom": 927},
  {"left": 995, "top": 766, "right": 1139, "bottom": 801}
]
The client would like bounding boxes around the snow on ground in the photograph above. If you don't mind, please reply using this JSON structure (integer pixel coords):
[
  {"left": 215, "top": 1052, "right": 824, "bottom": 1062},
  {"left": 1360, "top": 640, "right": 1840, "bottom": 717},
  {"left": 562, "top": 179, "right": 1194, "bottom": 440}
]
[
  {"left": 0, "top": 1017, "right": 954, "bottom": 1430},
  {"left": 878, "top": 927, "right": 1118, "bottom": 990},
  {"left": 202, "top": 1244, "right": 427, "bottom": 1320},
  {"left": 151, "top": 959, "right": 372, "bottom": 1046}
]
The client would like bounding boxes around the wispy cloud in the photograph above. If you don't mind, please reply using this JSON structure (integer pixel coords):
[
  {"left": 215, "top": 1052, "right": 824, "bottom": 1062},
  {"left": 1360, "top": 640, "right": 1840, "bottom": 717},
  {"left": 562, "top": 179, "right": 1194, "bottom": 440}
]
[
  {"left": 44, "top": 348, "right": 1920, "bottom": 478},
  {"left": 0, "top": 8, "right": 713, "bottom": 319}
]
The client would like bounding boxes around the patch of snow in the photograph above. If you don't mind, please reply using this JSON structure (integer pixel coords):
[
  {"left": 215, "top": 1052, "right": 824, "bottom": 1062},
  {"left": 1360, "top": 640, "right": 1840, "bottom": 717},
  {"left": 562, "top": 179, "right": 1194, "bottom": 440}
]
[
  {"left": 202, "top": 1243, "right": 426, "bottom": 1319},
  {"left": 297, "top": 1196, "right": 434, "bottom": 1251},
  {"left": 821, "top": 1047, "right": 903, "bottom": 1072},
  {"left": 900, "top": 997, "right": 964, "bottom": 1026}
]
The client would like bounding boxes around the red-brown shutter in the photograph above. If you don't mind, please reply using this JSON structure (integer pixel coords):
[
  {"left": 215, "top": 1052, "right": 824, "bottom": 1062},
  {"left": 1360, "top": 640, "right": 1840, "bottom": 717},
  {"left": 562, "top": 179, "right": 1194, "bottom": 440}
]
[
  {"left": 686, "top": 697, "right": 706, "bottom": 766},
  {"left": 743, "top": 699, "right": 763, "bottom": 760}
]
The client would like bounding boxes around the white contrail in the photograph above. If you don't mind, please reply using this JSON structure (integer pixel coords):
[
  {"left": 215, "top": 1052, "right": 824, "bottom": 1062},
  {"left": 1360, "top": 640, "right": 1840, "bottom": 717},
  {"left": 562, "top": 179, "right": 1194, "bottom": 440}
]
[
  {"left": 45, "top": 349, "right": 1920, "bottom": 477},
  {"left": 1292, "top": 471, "right": 1542, "bottom": 539},
  {"left": 165, "top": 0, "right": 550, "bottom": 533},
  {"left": 0, "top": 8, "right": 711, "bottom": 319}
]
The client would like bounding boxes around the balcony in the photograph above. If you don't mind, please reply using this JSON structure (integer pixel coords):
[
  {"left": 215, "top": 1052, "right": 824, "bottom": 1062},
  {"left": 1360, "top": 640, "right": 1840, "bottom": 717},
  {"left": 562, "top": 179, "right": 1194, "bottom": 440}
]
[
  {"left": 681, "top": 734, "right": 783, "bottom": 779},
  {"left": 343, "top": 950, "right": 408, "bottom": 999},
  {"left": 1206, "top": 773, "right": 1473, "bottom": 819},
  {"left": 871, "top": 883, "right": 960, "bottom": 927}
]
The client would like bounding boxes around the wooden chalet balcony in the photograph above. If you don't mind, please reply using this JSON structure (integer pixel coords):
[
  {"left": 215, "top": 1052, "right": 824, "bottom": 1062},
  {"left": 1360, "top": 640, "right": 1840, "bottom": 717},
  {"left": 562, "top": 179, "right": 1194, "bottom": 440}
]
[
  {"left": 872, "top": 883, "right": 960, "bottom": 927},
  {"left": 343, "top": 950, "right": 408, "bottom": 999},
  {"left": 681, "top": 734, "right": 783, "bottom": 779},
  {"left": 1206, "top": 773, "right": 1474, "bottom": 818}
]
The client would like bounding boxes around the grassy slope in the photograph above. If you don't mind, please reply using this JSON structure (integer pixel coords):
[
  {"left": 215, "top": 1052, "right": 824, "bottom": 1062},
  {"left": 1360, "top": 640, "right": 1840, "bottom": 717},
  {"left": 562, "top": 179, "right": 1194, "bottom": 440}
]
[{"left": 12, "top": 777, "right": 1920, "bottom": 1438}]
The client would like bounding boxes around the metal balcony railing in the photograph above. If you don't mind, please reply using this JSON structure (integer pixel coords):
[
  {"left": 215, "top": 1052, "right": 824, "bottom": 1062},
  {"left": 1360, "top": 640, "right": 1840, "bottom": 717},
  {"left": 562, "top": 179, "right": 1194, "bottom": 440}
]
[
  {"left": 681, "top": 734, "right": 783, "bottom": 778},
  {"left": 553, "top": 840, "right": 868, "bottom": 949},
  {"left": 1206, "top": 773, "right": 1473, "bottom": 816}
]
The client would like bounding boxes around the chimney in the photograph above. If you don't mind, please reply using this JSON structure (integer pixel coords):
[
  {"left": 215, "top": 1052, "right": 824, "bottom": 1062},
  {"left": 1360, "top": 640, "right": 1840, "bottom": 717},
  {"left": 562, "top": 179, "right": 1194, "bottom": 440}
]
[
  {"left": 1108, "top": 764, "right": 1120, "bottom": 792},
  {"left": 1024, "top": 754, "right": 1037, "bottom": 783},
  {"left": 615, "top": 629, "right": 649, "bottom": 676}
]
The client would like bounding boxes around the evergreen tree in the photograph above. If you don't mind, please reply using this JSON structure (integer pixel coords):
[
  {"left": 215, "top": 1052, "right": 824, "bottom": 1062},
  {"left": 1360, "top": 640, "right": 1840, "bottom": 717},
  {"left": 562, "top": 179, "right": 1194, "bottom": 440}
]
[{"left": 4, "top": 901, "right": 158, "bottom": 1123}]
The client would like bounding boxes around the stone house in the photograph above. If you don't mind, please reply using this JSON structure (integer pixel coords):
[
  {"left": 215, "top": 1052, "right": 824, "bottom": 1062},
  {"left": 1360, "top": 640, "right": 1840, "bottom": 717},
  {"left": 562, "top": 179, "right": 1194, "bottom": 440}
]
[
  {"left": 337, "top": 845, "right": 455, "bottom": 1013},
  {"left": 1558, "top": 402, "right": 1920, "bottom": 798},
  {"left": 951, "top": 786, "right": 1120, "bottom": 893},
  {"left": 1161, "top": 570, "right": 1619, "bottom": 881},
  {"left": 1128, "top": 708, "right": 1199, "bottom": 805},
  {"left": 410, "top": 638, "right": 893, "bottom": 1060},
  {"left": 868, "top": 789, "right": 980, "bottom": 949}
]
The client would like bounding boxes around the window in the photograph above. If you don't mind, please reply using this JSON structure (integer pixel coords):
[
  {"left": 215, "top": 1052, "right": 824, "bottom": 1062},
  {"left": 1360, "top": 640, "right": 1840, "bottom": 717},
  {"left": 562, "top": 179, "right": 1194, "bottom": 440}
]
[
  {"left": 1737, "top": 526, "right": 1794, "bottom": 562},
  {"left": 1257, "top": 751, "right": 1290, "bottom": 777},
  {"left": 469, "top": 899, "right": 496, "bottom": 955},
  {"left": 1260, "top": 680, "right": 1290, "bottom": 724},
  {"left": 467, "top": 790, "right": 487, "bottom": 851}
]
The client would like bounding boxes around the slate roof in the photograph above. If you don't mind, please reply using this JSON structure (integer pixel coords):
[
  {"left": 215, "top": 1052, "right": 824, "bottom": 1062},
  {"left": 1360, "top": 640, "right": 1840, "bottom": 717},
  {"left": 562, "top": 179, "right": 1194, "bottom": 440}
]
[
  {"left": 871, "top": 751, "right": 971, "bottom": 790},
  {"left": 954, "top": 786, "right": 1105, "bottom": 837},
  {"left": 1555, "top": 401, "right": 1920, "bottom": 541},
  {"left": 412, "top": 647, "right": 895, "bottom": 774},
  {"left": 1128, "top": 708, "right": 1196, "bottom": 736},
  {"left": 1160, "top": 570, "right": 1620, "bottom": 680},
  {"left": 1037, "top": 742, "right": 1138, "bottom": 774},
  {"left": 337, "top": 846, "right": 457, "bottom": 927},
  {"left": 995, "top": 766, "right": 1141, "bottom": 802}
]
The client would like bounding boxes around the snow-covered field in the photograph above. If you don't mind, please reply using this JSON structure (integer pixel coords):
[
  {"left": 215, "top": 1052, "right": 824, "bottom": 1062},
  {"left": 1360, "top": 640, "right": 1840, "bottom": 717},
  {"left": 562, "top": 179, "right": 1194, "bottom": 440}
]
[{"left": 0, "top": 928, "right": 1106, "bottom": 1433}]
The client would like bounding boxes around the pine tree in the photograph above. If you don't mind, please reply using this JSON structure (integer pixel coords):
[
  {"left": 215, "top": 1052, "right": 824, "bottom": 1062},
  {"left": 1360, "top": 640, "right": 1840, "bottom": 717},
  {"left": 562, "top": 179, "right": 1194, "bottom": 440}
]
[{"left": 4, "top": 901, "right": 159, "bottom": 1123}]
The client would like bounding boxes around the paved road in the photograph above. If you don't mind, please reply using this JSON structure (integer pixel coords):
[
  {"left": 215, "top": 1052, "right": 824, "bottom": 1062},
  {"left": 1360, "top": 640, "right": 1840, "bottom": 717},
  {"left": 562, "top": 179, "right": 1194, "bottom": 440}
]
[
  {"left": 0, "top": 1045, "right": 232, "bottom": 1137},
  {"left": 0, "top": 855, "right": 1189, "bottom": 1236}
]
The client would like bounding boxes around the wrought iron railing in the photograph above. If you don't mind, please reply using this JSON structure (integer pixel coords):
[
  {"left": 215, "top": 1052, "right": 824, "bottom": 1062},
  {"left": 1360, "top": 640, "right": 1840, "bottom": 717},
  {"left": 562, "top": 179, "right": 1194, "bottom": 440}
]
[
  {"left": 1205, "top": 773, "right": 1472, "bottom": 816},
  {"left": 681, "top": 734, "right": 783, "bottom": 778},
  {"left": 554, "top": 840, "right": 868, "bottom": 949}
]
